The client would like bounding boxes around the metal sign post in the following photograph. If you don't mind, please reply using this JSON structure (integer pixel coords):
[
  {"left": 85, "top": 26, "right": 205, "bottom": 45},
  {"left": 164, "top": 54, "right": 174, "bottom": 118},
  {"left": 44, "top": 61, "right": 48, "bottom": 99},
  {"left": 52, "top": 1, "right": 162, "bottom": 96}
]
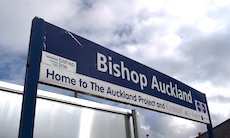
[
  {"left": 132, "top": 110, "right": 141, "bottom": 138},
  {"left": 205, "top": 95, "right": 215, "bottom": 138},
  {"left": 207, "top": 124, "right": 215, "bottom": 138},
  {"left": 18, "top": 17, "right": 44, "bottom": 138}
]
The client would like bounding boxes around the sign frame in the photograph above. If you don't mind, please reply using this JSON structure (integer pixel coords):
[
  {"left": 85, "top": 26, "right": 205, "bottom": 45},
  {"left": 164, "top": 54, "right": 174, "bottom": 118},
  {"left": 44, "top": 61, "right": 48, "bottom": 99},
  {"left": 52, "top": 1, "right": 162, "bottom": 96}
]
[
  {"left": 19, "top": 17, "right": 44, "bottom": 138},
  {"left": 19, "top": 17, "right": 215, "bottom": 138}
]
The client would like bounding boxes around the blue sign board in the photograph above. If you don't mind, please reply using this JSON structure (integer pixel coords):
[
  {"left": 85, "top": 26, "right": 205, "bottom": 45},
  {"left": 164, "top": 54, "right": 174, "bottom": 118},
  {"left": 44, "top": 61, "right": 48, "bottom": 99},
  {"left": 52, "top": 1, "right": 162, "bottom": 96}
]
[
  {"left": 19, "top": 17, "right": 215, "bottom": 138},
  {"left": 37, "top": 19, "right": 211, "bottom": 124}
]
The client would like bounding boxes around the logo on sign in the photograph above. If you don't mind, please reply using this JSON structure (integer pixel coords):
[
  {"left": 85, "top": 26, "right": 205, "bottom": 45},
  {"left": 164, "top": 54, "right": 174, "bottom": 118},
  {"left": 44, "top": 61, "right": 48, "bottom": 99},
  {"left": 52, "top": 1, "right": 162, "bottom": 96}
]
[
  {"left": 42, "top": 51, "right": 77, "bottom": 73},
  {"left": 195, "top": 100, "right": 207, "bottom": 113}
]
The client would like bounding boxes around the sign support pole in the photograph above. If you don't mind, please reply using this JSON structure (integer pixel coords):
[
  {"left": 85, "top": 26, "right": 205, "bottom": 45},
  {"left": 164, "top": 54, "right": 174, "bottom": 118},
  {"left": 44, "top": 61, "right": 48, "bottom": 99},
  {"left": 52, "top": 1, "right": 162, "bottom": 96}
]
[
  {"left": 18, "top": 17, "right": 44, "bottom": 138},
  {"left": 205, "top": 95, "right": 215, "bottom": 138},
  {"left": 132, "top": 110, "right": 142, "bottom": 138},
  {"left": 207, "top": 124, "right": 215, "bottom": 138}
]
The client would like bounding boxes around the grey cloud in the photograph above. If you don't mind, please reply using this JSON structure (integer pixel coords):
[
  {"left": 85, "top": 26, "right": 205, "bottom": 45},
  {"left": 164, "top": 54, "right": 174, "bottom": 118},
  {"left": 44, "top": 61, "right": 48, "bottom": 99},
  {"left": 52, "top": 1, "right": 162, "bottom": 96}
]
[
  {"left": 64, "top": 1, "right": 172, "bottom": 49},
  {"left": 169, "top": 5, "right": 230, "bottom": 87},
  {"left": 209, "top": 95, "right": 230, "bottom": 104},
  {"left": 0, "top": 47, "right": 26, "bottom": 85},
  {"left": 175, "top": 29, "right": 230, "bottom": 87},
  {"left": 176, "top": 25, "right": 201, "bottom": 40},
  {"left": 113, "top": 24, "right": 136, "bottom": 45},
  {"left": 0, "top": 0, "right": 77, "bottom": 54},
  {"left": 210, "top": 112, "right": 230, "bottom": 127},
  {"left": 208, "top": 4, "right": 230, "bottom": 27},
  {"left": 79, "top": 0, "right": 95, "bottom": 11}
]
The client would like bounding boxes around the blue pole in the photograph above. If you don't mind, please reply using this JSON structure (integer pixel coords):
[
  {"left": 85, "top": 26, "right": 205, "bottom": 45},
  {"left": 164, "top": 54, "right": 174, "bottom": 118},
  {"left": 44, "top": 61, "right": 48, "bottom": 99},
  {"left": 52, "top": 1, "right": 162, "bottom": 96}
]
[
  {"left": 18, "top": 17, "right": 44, "bottom": 138},
  {"left": 207, "top": 124, "right": 215, "bottom": 138},
  {"left": 204, "top": 94, "right": 215, "bottom": 138}
]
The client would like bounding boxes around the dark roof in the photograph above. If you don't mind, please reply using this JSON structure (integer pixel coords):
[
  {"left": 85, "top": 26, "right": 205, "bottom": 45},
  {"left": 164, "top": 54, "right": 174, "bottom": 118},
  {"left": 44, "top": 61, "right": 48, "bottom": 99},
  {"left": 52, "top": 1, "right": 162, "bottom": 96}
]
[{"left": 197, "top": 119, "right": 230, "bottom": 138}]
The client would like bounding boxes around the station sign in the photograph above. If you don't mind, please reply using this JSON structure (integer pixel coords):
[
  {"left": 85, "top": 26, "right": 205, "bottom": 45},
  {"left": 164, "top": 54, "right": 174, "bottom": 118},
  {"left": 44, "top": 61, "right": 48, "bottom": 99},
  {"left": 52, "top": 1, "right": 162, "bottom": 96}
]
[{"left": 39, "top": 21, "right": 210, "bottom": 124}]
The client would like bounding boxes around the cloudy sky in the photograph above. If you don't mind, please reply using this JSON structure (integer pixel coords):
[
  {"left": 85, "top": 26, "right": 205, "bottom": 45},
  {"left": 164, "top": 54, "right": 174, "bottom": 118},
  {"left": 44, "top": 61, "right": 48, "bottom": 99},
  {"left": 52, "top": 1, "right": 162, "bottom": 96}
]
[{"left": 1, "top": 0, "right": 230, "bottom": 137}]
